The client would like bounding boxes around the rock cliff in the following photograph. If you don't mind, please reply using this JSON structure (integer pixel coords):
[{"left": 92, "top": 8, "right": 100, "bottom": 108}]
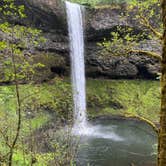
[{"left": 0, "top": 0, "right": 161, "bottom": 81}]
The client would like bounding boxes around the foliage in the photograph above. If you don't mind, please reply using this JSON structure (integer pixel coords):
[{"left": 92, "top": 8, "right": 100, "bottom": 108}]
[
  {"left": 98, "top": 0, "right": 162, "bottom": 60},
  {"left": 20, "top": 78, "right": 73, "bottom": 120},
  {"left": 0, "top": 0, "right": 26, "bottom": 20},
  {"left": 86, "top": 79, "right": 160, "bottom": 122},
  {"left": 0, "top": 78, "right": 73, "bottom": 165},
  {"left": 97, "top": 27, "right": 141, "bottom": 57},
  {"left": 69, "top": 0, "right": 132, "bottom": 7},
  {"left": 0, "top": 84, "right": 49, "bottom": 165},
  {"left": 0, "top": 0, "right": 46, "bottom": 83},
  {"left": 0, "top": 1, "right": 47, "bottom": 165},
  {"left": 0, "top": 23, "right": 46, "bottom": 82}
]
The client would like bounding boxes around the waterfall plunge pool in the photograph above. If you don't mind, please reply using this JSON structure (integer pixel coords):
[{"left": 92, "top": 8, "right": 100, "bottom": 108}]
[
  {"left": 54, "top": 117, "right": 157, "bottom": 166},
  {"left": 73, "top": 118, "right": 157, "bottom": 166}
]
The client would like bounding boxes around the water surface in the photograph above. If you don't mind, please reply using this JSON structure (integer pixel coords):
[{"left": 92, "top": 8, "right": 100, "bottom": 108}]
[{"left": 76, "top": 119, "right": 157, "bottom": 166}]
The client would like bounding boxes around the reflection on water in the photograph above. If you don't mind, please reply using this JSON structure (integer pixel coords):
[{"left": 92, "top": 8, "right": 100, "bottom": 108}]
[{"left": 76, "top": 119, "right": 157, "bottom": 166}]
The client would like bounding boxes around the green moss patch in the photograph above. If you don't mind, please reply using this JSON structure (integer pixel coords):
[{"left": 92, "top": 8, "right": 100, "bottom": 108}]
[{"left": 87, "top": 79, "right": 160, "bottom": 123}]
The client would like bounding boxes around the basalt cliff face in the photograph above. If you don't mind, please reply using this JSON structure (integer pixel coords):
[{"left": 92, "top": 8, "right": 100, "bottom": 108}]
[{"left": 1, "top": 0, "right": 161, "bottom": 82}]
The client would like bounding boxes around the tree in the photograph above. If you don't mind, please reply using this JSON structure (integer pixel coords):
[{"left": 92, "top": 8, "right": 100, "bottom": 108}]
[
  {"left": 159, "top": 0, "right": 166, "bottom": 165},
  {"left": 0, "top": 1, "right": 45, "bottom": 165}
]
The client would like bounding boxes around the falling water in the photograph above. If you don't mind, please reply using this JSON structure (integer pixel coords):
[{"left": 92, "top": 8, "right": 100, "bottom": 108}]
[
  {"left": 65, "top": 1, "right": 123, "bottom": 140},
  {"left": 65, "top": 1, "right": 87, "bottom": 134}
]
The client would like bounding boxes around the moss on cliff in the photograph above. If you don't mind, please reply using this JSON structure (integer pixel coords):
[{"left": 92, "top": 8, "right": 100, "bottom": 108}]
[
  {"left": 0, "top": 78, "right": 160, "bottom": 123},
  {"left": 87, "top": 79, "right": 160, "bottom": 123}
]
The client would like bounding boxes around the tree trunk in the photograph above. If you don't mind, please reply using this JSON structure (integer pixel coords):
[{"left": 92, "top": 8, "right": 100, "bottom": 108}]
[{"left": 158, "top": 0, "right": 166, "bottom": 165}]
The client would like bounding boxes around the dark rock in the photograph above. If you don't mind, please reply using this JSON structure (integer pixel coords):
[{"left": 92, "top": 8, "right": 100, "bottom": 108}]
[
  {"left": 50, "top": 66, "right": 66, "bottom": 76},
  {"left": 15, "top": 0, "right": 67, "bottom": 34},
  {"left": 36, "top": 33, "right": 69, "bottom": 59},
  {"left": 0, "top": 1, "right": 161, "bottom": 81},
  {"left": 85, "top": 5, "right": 148, "bottom": 41},
  {"left": 115, "top": 59, "right": 138, "bottom": 78},
  {"left": 85, "top": 40, "right": 160, "bottom": 79},
  {"left": 86, "top": 55, "right": 139, "bottom": 79}
]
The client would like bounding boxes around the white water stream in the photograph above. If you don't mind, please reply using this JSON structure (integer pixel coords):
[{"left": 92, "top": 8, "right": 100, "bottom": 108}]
[
  {"left": 66, "top": 1, "right": 88, "bottom": 135},
  {"left": 66, "top": 1, "right": 123, "bottom": 140}
]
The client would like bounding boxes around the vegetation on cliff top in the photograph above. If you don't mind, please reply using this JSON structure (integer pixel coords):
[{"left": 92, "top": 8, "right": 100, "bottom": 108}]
[{"left": 70, "top": 0, "right": 133, "bottom": 6}]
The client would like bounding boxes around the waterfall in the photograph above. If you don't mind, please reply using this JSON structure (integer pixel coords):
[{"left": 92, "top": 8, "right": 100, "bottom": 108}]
[
  {"left": 65, "top": 1, "right": 87, "bottom": 134},
  {"left": 65, "top": 1, "right": 124, "bottom": 141}
]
